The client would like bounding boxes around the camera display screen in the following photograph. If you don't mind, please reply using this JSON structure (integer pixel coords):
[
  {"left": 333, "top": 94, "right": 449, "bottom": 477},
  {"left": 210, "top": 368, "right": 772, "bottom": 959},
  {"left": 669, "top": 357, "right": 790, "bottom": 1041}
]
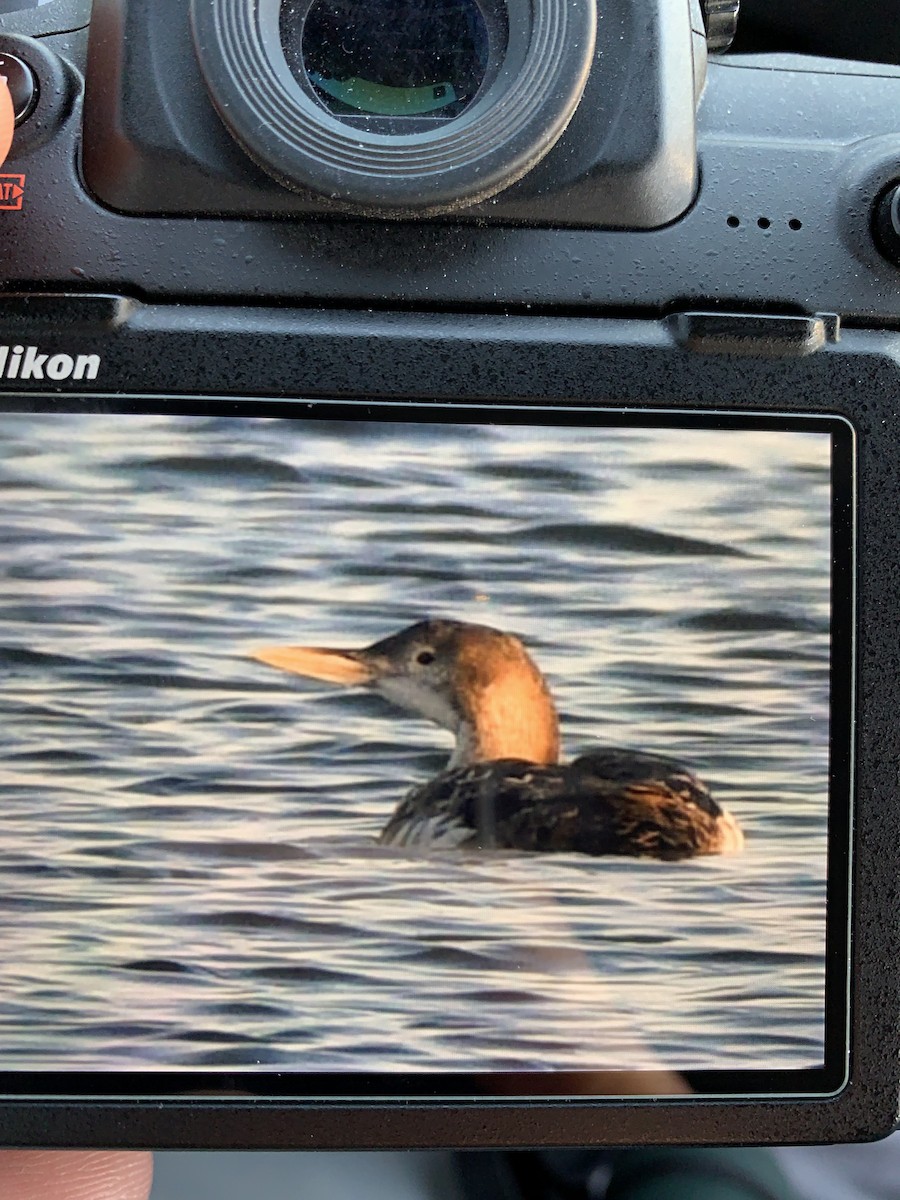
[{"left": 0, "top": 399, "right": 852, "bottom": 1099}]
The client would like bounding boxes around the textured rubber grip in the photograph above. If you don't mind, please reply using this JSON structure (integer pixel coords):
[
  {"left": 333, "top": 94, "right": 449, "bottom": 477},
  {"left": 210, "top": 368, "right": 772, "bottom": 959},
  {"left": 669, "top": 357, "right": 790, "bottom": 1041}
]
[
  {"left": 0, "top": 75, "right": 13, "bottom": 168},
  {"left": 191, "top": 0, "right": 596, "bottom": 215}
]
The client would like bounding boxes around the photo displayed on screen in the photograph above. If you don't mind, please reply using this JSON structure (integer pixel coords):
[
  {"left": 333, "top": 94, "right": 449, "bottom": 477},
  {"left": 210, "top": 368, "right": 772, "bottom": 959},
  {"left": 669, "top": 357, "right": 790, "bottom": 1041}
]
[{"left": 0, "top": 405, "right": 848, "bottom": 1091}]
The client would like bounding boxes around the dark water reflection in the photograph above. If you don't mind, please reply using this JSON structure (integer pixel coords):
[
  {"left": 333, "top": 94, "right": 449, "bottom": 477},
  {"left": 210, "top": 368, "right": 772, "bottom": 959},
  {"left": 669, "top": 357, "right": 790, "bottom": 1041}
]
[{"left": 0, "top": 412, "right": 832, "bottom": 1073}]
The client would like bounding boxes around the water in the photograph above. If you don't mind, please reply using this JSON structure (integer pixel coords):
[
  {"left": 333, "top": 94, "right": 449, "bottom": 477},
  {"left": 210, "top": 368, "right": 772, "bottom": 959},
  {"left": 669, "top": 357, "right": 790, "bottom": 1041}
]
[{"left": 0, "top": 409, "right": 833, "bottom": 1078}]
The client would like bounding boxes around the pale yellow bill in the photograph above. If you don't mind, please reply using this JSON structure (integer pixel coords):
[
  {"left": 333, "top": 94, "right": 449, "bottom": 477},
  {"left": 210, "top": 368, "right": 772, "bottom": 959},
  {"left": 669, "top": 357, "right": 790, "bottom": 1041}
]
[{"left": 252, "top": 645, "right": 373, "bottom": 685}]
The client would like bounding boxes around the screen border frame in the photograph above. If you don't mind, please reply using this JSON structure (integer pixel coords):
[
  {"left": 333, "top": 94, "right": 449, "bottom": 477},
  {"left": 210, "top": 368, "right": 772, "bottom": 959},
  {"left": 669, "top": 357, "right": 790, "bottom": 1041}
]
[{"left": 0, "top": 300, "right": 894, "bottom": 1148}]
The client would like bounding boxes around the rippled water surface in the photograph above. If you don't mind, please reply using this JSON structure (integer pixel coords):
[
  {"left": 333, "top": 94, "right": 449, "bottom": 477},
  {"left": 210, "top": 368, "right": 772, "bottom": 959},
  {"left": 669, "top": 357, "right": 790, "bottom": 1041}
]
[{"left": 0, "top": 409, "right": 834, "bottom": 1077}]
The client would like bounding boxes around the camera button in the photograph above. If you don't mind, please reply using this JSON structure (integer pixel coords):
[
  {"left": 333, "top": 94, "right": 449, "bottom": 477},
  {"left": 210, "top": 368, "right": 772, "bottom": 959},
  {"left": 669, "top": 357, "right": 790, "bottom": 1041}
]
[
  {"left": 0, "top": 51, "right": 37, "bottom": 125},
  {"left": 873, "top": 182, "right": 900, "bottom": 267}
]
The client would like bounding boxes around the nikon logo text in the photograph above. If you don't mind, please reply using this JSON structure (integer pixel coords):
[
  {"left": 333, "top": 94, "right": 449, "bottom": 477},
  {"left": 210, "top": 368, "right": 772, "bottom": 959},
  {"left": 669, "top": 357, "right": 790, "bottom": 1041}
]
[{"left": 0, "top": 345, "right": 101, "bottom": 382}]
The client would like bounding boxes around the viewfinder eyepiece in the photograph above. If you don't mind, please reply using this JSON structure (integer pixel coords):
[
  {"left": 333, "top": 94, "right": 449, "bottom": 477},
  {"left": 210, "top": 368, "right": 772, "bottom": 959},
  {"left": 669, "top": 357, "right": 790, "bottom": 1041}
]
[{"left": 191, "top": 0, "right": 595, "bottom": 215}]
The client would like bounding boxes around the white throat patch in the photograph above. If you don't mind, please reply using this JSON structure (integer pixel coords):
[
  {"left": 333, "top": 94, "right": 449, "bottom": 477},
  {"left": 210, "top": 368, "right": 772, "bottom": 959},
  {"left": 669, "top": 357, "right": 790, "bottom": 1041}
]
[{"left": 374, "top": 675, "right": 459, "bottom": 735}]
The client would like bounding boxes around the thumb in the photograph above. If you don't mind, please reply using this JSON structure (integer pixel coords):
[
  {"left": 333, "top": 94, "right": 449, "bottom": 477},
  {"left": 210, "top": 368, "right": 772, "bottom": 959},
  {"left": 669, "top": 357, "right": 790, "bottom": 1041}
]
[
  {"left": 0, "top": 74, "right": 13, "bottom": 167},
  {"left": 0, "top": 1151, "right": 153, "bottom": 1200}
]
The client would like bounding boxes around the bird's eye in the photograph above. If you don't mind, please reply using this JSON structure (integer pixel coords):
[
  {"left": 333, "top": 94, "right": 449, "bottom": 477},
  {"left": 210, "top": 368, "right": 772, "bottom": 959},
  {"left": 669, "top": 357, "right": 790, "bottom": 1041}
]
[{"left": 416, "top": 650, "right": 436, "bottom": 666}]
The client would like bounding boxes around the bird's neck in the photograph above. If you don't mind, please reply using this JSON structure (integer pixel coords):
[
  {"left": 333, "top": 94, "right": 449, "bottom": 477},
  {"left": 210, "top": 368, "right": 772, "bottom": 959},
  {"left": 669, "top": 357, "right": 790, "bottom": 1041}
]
[{"left": 449, "top": 656, "right": 561, "bottom": 768}]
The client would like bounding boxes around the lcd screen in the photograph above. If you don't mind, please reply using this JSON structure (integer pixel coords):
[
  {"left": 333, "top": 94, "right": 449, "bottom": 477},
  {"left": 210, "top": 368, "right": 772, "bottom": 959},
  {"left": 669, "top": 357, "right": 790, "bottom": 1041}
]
[{"left": 0, "top": 400, "right": 852, "bottom": 1099}]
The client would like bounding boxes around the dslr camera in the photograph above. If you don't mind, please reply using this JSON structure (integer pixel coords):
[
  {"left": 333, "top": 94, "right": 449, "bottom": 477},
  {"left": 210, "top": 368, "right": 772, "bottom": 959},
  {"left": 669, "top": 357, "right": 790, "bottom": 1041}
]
[{"left": 0, "top": 0, "right": 898, "bottom": 1152}]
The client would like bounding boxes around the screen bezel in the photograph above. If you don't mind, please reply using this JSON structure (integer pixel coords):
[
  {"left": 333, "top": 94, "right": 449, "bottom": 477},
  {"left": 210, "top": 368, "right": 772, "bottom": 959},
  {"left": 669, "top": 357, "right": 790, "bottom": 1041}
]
[{"left": 0, "top": 392, "right": 855, "bottom": 1105}]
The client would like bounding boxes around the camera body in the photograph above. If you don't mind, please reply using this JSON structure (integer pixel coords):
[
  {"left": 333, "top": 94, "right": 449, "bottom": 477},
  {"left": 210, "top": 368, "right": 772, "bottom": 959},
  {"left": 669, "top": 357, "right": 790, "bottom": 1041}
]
[{"left": 0, "top": 0, "right": 899, "bottom": 1153}]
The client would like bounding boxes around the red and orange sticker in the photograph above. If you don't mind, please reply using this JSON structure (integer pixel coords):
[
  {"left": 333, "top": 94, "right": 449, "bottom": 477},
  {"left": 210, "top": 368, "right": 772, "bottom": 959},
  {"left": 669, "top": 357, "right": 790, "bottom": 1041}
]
[{"left": 0, "top": 174, "right": 24, "bottom": 210}]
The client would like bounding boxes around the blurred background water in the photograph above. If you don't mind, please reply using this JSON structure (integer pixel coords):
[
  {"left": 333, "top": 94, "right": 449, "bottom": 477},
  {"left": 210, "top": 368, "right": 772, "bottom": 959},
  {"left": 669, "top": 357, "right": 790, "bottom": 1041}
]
[{"left": 0, "top": 410, "right": 833, "bottom": 1076}]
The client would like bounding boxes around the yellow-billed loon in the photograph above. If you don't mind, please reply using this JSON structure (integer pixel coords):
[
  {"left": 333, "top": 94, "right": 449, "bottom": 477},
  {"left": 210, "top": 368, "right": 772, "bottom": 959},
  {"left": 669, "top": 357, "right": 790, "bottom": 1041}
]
[{"left": 253, "top": 618, "right": 743, "bottom": 860}]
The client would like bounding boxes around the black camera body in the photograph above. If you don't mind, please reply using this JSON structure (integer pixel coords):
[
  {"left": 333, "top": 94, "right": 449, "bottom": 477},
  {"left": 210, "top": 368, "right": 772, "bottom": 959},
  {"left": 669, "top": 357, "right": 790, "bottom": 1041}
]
[{"left": 0, "top": 0, "right": 899, "bottom": 1154}]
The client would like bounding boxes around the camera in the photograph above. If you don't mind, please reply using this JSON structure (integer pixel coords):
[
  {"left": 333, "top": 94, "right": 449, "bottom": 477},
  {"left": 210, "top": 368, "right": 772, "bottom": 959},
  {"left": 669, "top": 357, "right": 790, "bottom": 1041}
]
[{"left": 0, "top": 0, "right": 898, "bottom": 1154}]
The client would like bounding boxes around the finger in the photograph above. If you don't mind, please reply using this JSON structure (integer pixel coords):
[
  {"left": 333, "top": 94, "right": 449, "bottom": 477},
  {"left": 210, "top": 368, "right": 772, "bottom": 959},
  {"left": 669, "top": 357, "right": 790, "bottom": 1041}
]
[
  {"left": 0, "top": 1151, "right": 153, "bottom": 1200},
  {"left": 0, "top": 74, "right": 14, "bottom": 168}
]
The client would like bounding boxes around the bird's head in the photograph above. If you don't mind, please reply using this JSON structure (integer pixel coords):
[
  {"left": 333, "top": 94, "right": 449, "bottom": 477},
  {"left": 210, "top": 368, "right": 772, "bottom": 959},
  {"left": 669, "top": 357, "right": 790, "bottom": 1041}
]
[{"left": 252, "top": 617, "right": 560, "bottom": 767}]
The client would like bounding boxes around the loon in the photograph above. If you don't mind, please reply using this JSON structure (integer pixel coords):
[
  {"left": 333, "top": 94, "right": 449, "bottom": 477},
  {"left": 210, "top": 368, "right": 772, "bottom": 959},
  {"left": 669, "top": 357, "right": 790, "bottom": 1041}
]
[{"left": 253, "top": 618, "right": 743, "bottom": 860}]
